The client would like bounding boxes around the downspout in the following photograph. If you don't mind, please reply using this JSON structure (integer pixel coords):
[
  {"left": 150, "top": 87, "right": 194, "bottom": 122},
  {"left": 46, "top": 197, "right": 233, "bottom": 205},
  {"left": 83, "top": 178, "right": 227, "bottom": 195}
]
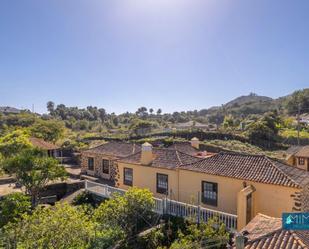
[{"left": 177, "top": 167, "right": 180, "bottom": 201}]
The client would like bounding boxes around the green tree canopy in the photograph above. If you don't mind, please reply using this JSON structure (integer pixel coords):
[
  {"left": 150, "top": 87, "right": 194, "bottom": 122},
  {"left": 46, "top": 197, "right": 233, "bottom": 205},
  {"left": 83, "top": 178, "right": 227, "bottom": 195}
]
[
  {"left": 169, "top": 218, "right": 229, "bottom": 249},
  {"left": 30, "top": 119, "right": 65, "bottom": 142},
  {"left": 3, "top": 203, "right": 95, "bottom": 249},
  {"left": 2, "top": 148, "right": 67, "bottom": 207},
  {"left": 0, "top": 193, "right": 31, "bottom": 228},
  {"left": 94, "top": 187, "right": 154, "bottom": 236},
  {"left": 0, "top": 129, "right": 32, "bottom": 157}
]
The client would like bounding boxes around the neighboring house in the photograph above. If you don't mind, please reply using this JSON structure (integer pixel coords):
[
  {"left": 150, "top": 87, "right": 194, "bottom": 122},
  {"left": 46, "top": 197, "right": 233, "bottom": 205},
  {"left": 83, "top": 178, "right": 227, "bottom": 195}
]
[
  {"left": 116, "top": 142, "right": 309, "bottom": 230},
  {"left": 29, "top": 137, "right": 60, "bottom": 157},
  {"left": 0, "top": 106, "right": 21, "bottom": 114},
  {"left": 80, "top": 141, "right": 141, "bottom": 181},
  {"left": 286, "top": 146, "right": 309, "bottom": 171},
  {"left": 235, "top": 213, "right": 309, "bottom": 249}
]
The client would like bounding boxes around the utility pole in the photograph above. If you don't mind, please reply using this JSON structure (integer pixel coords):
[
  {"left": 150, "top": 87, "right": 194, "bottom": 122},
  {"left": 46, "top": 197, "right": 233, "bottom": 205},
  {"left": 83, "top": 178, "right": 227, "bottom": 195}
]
[{"left": 297, "top": 103, "right": 301, "bottom": 146}]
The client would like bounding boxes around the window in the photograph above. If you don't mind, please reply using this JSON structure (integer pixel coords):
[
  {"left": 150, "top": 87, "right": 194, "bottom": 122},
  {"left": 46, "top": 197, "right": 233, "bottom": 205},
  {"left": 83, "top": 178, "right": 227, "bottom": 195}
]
[
  {"left": 124, "top": 168, "right": 133, "bottom": 186},
  {"left": 102, "top": 159, "right": 109, "bottom": 174},
  {"left": 157, "top": 173, "right": 168, "bottom": 194},
  {"left": 88, "top": 158, "right": 94, "bottom": 171},
  {"left": 299, "top": 157, "right": 305, "bottom": 165},
  {"left": 202, "top": 181, "right": 218, "bottom": 206}
]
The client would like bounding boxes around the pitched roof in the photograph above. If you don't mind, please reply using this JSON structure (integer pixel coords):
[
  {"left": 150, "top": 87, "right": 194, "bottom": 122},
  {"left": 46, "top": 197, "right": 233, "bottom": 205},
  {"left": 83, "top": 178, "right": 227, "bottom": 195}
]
[
  {"left": 83, "top": 141, "right": 141, "bottom": 158},
  {"left": 180, "top": 152, "right": 309, "bottom": 188},
  {"left": 118, "top": 148, "right": 201, "bottom": 169},
  {"left": 238, "top": 214, "right": 309, "bottom": 249},
  {"left": 295, "top": 146, "right": 309, "bottom": 158},
  {"left": 29, "top": 137, "right": 59, "bottom": 150},
  {"left": 167, "top": 142, "right": 200, "bottom": 156},
  {"left": 286, "top": 146, "right": 303, "bottom": 155}
]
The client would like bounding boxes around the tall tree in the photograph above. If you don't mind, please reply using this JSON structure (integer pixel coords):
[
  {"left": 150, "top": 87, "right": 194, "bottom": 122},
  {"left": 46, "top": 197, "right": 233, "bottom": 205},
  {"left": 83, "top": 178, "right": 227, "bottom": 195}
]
[
  {"left": 46, "top": 101, "right": 55, "bottom": 115},
  {"left": 2, "top": 148, "right": 67, "bottom": 207},
  {"left": 30, "top": 119, "right": 65, "bottom": 142}
]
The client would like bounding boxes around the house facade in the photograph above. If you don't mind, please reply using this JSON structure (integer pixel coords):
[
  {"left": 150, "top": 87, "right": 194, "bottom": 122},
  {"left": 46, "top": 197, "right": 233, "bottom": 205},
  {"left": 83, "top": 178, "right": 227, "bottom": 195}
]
[
  {"left": 29, "top": 137, "right": 60, "bottom": 158},
  {"left": 115, "top": 143, "right": 309, "bottom": 230},
  {"left": 286, "top": 146, "right": 309, "bottom": 171},
  {"left": 80, "top": 141, "right": 140, "bottom": 181}
]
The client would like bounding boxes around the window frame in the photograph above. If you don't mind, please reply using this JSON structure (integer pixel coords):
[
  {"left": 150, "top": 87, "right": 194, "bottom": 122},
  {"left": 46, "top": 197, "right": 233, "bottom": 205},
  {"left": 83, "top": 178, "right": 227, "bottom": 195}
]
[
  {"left": 156, "top": 173, "right": 168, "bottom": 194},
  {"left": 102, "top": 159, "right": 110, "bottom": 174},
  {"left": 87, "top": 157, "right": 94, "bottom": 171},
  {"left": 201, "top": 181, "right": 218, "bottom": 207},
  {"left": 299, "top": 157, "right": 305, "bottom": 165},
  {"left": 123, "top": 167, "right": 133, "bottom": 186}
]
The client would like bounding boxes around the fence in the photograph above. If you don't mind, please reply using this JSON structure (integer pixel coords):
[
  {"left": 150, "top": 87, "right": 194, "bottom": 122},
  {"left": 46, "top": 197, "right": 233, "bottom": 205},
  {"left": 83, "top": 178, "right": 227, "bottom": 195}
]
[{"left": 85, "top": 180, "right": 237, "bottom": 230}]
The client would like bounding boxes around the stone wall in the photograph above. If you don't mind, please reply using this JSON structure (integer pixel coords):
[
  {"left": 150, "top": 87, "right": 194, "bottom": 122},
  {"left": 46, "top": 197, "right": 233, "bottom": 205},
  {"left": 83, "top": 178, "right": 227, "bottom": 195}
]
[{"left": 40, "top": 181, "right": 85, "bottom": 200}]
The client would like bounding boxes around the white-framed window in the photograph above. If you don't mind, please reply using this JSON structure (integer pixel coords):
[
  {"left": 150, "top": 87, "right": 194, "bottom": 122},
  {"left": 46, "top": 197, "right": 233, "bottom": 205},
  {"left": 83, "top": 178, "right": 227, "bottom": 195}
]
[
  {"left": 157, "top": 173, "right": 168, "bottom": 194},
  {"left": 202, "top": 181, "right": 218, "bottom": 206},
  {"left": 124, "top": 168, "right": 133, "bottom": 186}
]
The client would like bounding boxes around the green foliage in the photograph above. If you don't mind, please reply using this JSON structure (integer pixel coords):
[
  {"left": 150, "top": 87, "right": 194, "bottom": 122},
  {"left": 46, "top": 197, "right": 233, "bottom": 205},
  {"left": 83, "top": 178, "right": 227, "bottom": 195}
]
[
  {"left": 137, "top": 216, "right": 229, "bottom": 249},
  {"left": 94, "top": 187, "right": 155, "bottom": 236},
  {"left": 223, "top": 115, "right": 235, "bottom": 128},
  {"left": 0, "top": 113, "right": 36, "bottom": 128},
  {"left": 285, "top": 88, "right": 309, "bottom": 115},
  {"left": 2, "top": 148, "right": 67, "bottom": 207},
  {"left": 169, "top": 218, "right": 229, "bottom": 249},
  {"left": 3, "top": 203, "right": 95, "bottom": 249},
  {"left": 72, "top": 191, "right": 97, "bottom": 208},
  {"left": 246, "top": 112, "right": 281, "bottom": 143},
  {"left": 30, "top": 119, "right": 65, "bottom": 142},
  {"left": 0, "top": 193, "right": 31, "bottom": 228},
  {"left": 0, "top": 129, "right": 32, "bottom": 157},
  {"left": 130, "top": 119, "right": 158, "bottom": 135}
]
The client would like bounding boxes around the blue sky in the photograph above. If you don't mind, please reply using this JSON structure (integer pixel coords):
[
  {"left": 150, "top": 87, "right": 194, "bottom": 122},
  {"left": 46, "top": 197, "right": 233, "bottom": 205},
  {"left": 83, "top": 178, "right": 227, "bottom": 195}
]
[{"left": 0, "top": 0, "right": 308, "bottom": 114}]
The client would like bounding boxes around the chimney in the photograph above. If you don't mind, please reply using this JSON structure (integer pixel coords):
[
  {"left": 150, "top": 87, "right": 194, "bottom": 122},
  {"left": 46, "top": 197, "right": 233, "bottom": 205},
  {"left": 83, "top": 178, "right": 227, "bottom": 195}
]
[
  {"left": 190, "top": 137, "right": 200, "bottom": 149},
  {"left": 141, "top": 142, "right": 153, "bottom": 165}
]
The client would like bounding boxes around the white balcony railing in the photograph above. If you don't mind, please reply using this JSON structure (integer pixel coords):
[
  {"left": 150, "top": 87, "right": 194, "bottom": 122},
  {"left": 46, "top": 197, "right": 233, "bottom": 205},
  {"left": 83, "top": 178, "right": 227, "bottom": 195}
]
[{"left": 85, "top": 180, "right": 237, "bottom": 230}]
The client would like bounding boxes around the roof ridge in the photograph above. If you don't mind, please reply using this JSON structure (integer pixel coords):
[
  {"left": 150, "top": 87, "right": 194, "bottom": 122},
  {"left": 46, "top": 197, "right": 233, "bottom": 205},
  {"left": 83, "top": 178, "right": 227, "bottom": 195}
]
[
  {"left": 264, "top": 156, "right": 301, "bottom": 187},
  {"left": 175, "top": 150, "right": 183, "bottom": 165},
  {"left": 290, "top": 231, "right": 309, "bottom": 248},
  {"left": 245, "top": 229, "right": 284, "bottom": 245}
]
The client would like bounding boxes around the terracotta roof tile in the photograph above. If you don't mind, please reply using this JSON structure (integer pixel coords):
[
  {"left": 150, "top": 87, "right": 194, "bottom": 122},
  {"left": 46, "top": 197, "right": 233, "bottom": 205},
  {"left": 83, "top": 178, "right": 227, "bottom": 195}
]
[
  {"left": 180, "top": 152, "right": 309, "bottom": 188},
  {"left": 295, "top": 146, "right": 309, "bottom": 158},
  {"left": 118, "top": 148, "right": 201, "bottom": 169},
  {"left": 237, "top": 214, "right": 309, "bottom": 249},
  {"left": 83, "top": 141, "right": 141, "bottom": 158},
  {"left": 29, "top": 137, "right": 59, "bottom": 150},
  {"left": 167, "top": 142, "right": 200, "bottom": 156}
]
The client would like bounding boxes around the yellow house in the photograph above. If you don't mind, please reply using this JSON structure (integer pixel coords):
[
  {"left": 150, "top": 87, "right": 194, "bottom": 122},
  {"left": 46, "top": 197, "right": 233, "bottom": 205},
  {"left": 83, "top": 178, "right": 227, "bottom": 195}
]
[
  {"left": 116, "top": 143, "right": 309, "bottom": 230},
  {"left": 286, "top": 145, "right": 309, "bottom": 171}
]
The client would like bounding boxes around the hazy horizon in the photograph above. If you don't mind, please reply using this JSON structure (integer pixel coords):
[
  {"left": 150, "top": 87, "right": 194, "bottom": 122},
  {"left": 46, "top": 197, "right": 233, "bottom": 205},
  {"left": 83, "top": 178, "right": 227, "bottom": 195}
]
[{"left": 1, "top": 0, "right": 308, "bottom": 114}]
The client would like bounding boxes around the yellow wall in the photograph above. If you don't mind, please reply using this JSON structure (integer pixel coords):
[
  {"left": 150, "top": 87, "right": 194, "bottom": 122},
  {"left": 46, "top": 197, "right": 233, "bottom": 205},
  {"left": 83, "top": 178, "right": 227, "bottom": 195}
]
[
  {"left": 178, "top": 169, "right": 296, "bottom": 217},
  {"left": 116, "top": 161, "right": 298, "bottom": 220},
  {"left": 117, "top": 162, "right": 179, "bottom": 199}
]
